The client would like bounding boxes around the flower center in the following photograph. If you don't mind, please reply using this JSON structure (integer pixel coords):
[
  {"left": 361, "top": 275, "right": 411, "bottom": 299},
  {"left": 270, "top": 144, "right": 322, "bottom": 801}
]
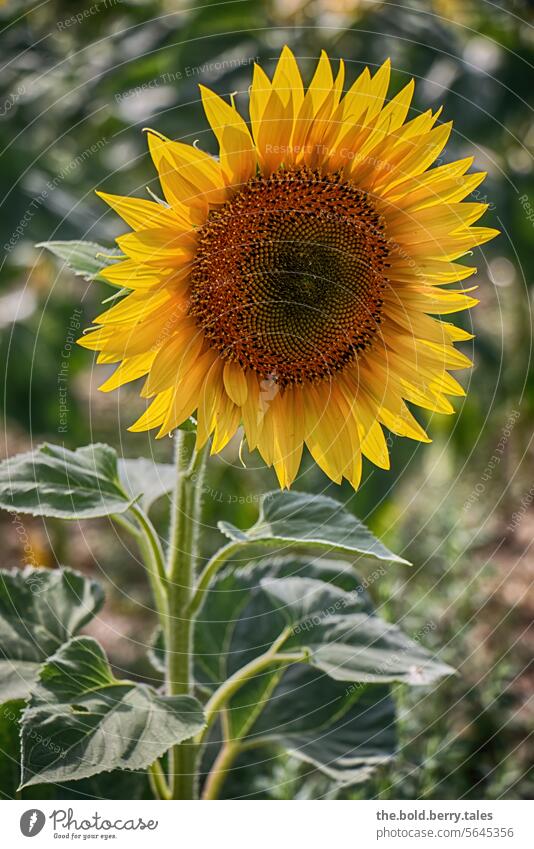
[{"left": 189, "top": 167, "right": 389, "bottom": 387}]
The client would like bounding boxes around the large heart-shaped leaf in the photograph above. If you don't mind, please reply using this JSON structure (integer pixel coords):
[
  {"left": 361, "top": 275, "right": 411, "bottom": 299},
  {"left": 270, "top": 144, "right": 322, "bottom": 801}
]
[
  {"left": 194, "top": 555, "right": 373, "bottom": 689},
  {"left": 198, "top": 565, "right": 450, "bottom": 691},
  {"left": 0, "top": 443, "right": 132, "bottom": 519},
  {"left": 246, "top": 666, "right": 396, "bottom": 785},
  {"left": 20, "top": 637, "right": 205, "bottom": 788},
  {"left": 0, "top": 696, "right": 150, "bottom": 800},
  {"left": 219, "top": 490, "right": 409, "bottom": 564},
  {"left": 261, "top": 576, "right": 454, "bottom": 685},
  {"left": 0, "top": 699, "right": 24, "bottom": 797},
  {"left": 0, "top": 566, "right": 104, "bottom": 702},
  {"left": 37, "top": 241, "right": 123, "bottom": 282},
  {"left": 196, "top": 554, "right": 451, "bottom": 787}
]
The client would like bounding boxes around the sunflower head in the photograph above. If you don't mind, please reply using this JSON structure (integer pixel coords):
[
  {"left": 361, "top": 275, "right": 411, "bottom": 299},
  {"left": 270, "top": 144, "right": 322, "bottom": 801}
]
[{"left": 79, "top": 47, "right": 498, "bottom": 489}]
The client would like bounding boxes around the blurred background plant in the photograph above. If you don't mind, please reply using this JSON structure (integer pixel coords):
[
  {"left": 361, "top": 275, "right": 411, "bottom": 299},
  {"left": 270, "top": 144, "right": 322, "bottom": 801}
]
[{"left": 0, "top": 0, "right": 532, "bottom": 799}]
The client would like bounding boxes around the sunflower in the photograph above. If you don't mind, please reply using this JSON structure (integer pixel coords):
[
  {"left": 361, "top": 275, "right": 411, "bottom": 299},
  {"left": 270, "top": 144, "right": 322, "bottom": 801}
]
[{"left": 79, "top": 48, "right": 498, "bottom": 488}]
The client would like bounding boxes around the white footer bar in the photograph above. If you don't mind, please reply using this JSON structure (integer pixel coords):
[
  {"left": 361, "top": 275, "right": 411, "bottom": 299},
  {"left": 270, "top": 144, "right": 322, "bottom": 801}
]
[{"left": 3, "top": 799, "right": 531, "bottom": 848}]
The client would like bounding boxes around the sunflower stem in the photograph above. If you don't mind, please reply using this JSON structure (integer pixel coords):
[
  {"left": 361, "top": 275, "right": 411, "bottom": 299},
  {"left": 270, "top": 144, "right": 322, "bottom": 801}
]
[
  {"left": 129, "top": 505, "right": 168, "bottom": 624},
  {"left": 186, "top": 540, "right": 242, "bottom": 618},
  {"left": 148, "top": 759, "right": 171, "bottom": 800},
  {"left": 201, "top": 739, "right": 240, "bottom": 801},
  {"left": 198, "top": 628, "right": 307, "bottom": 801},
  {"left": 165, "top": 430, "right": 208, "bottom": 800},
  {"left": 196, "top": 628, "right": 300, "bottom": 744}
]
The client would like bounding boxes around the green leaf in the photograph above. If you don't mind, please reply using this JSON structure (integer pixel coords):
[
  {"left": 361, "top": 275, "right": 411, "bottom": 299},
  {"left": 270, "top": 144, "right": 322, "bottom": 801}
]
[
  {"left": 37, "top": 241, "right": 123, "bottom": 282},
  {"left": 0, "top": 699, "right": 25, "bottom": 797},
  {"left": 195, "top": 555, "right": 373, "bottom": 689},
  {"left": 0, "top": 700, "right": 150, "bottom": 800},
  {"left": 246, "top": 667, "right": 396, "bottom": 785},
  {"left": 0, "top": 698, "right": 150, "bottom": 800},
  {"left": 0, "top": 443, "right": 132, "bottom": 519},
  {"left": 219, "top": 490, "right": 409, "bottom": 565},
  {"left": 117, "top": 457, "right": 175, "bottom": 513},
  {"left": 199, "top": 562, "right": 450, "bottom": 692},
  {"left": 222, "top": 575, "right": 450, "bottom": 740},
  {"left": 262, "top": 576, "right": 454, "bottom": 685},
  {"left": 58, "top": 769, "right": 150, "bottom": 800},
  {"left": 0, "top": 566, "right": 104, "bottom": 702},
  {"left": 196, "top": 554, "right": 452, "bottom": 786},
  {"left": 20, "top": 637, "right": 205, "bottom": 788}
]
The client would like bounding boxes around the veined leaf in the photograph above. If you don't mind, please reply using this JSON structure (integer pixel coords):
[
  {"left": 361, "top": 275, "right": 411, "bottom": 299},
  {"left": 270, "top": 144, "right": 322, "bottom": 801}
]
[
  {"left": 219, "top": 490, "right": 410, "bottom": 564},
  {"left": 20, "top": 637, "right": 205, "bottom": 788},
  {"left": 262, "top": 576, "right": 454, "bottom": 685},
  {"left": 0, "top": 566, "right": 104, "bottom": 702},
  {"left": 197, "top": 555, "right": 452, "bottom": 786},
  {"left": 248, "top": 667, "right": 396, "bottom": 785},
  {"left": 0, "top": 699, "right": 25, "bottom": 797},
  {"left": 37, "top": 241, "right": 123, "bottom": 283},
  {"left": 195, "top": 555, "right": 373, "bottom": 689},
  {"left": 0, "top": 443, "right": 132, "bottom": 519}
]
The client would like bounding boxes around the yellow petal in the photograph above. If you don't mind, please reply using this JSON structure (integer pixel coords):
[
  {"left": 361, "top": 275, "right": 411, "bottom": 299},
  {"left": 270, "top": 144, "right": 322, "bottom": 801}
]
[
  {"left": 338, "top": 376, "right": 390, "bottom": 470},
  {"left": 78, "top": 295, "right": 181, "bottom": 358},
  {"left": 384, "top": 156, "right": 474, "bottom": 202},
  {"left": 196, "top": 359, "right": 224, "bottom": 450},
  {"left": 412, "top": 226, "right": 499, "bottom": 261},
  {"left": 330, "top": 386, "right": 362, "bottom": 487},
  {"left": 241, "top": 370, "right": 264, "bottom": 451},
  {"left": 199, "top": 85, "right": 256, "bottom": 187},
  {"left": 292, "top": 50, "right": 334, "bottom": 154},
  {"left": 256, "top": 397, "right": 276, "bottom": 466},
  {"left": 116, "top": 228, "right": 196, "bottom": 266},
  {"left": 249, "top": 63, "right": 272, "bottom": 145},
  {"left": 93, "top": 289, "right": 171, "bottom": 326},
  {"left": 382, "top": 121, "right": 453, "bottom": 191},
  {"left": 271, "top": 389, "right": 304, "bottom": 488},
  {"left": 143, "top": 319, "right": 204, "bottom": 396},
  {"left": 157, "top": 350, "right": 217, "bottom": 437},
  {"left": 211, "top": 394, "right": 240, "bottom": 453},
  {"left": 258, "top": 46, "right": 305, "bottom": 171},
  {"left": 387, "top": 256, "right": 477, "bottom": 286},
  {"left": 223, "top": 360, "right": 248, "bottom": 406},
  {"left": 359, "top": 363, "right": 431, "bottom": 443},
  {"left": 274, "top": 45, "right": 304, "bottom": 114},
  {"left": 99, "top": 351, "right": 156, "bottom": 393},
  {"left": 388, "top": 203, "right": 488, "bottom": 242},
  {"left": 305, "top": 59, "right": 345, "bottom": 167},
  {"left": 145, "top": 129, "right": 228, "bottom": 212},
  {"left": 98, "top": 259, "right": 165, "bottom": 291},
  {"left": 364, "top": 58, "right": 391, "bottom": 124},
  {"left": 96, "top": 191, "right": 183, "bottom": 231},
  {"left": 334, "top": 66, "right": 371, "bottom": 125},
  {"left": 304, "top": 384, "right": 344, "bottom": 484},
  {"left": 129, "top": 387, "right": 174, "bottom": 432},
  {"left": 389, "top": 170, "right": 487, "bottom": 212},
  {"left": 99, "top": 259, "right": 189, "bottom": 291}
]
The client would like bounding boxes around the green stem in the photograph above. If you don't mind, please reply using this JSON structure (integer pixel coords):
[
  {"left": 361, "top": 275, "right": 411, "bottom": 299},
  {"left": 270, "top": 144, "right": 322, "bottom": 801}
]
[
  {"left": 166, "top": 431, "right": 208, "bottom": 799},
  {"left": 198, "top": 629, "right": 307, "bottom": 800},
  {"left": 111, "top": 512, "right": 141, "bottom": 537},
  {"left": 202, "top": 650, "right": 306, "bottom": 738},
  {"left": 202, "top": 739, "right": 240, "bottom": 801},
  {"left": 197, "top": 629, "right": 304, "bottom": 744},
  {"left": 148, "top": 759, "right": 171, "bottom": 800},
  {"left": 201, "top": 657, "right": 298, "bottom": 801},
  {"left": 129, "top": 505, "right": 167, "bottom": 624},
  {"left": 186, "top": 540, "right": 242, "bottom": 618}
]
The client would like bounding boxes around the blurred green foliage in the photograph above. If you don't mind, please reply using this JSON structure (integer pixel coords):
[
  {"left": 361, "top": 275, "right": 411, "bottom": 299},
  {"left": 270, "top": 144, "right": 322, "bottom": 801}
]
[{"left": 0, "top": 0, "right": 532, "bottom": 799}]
